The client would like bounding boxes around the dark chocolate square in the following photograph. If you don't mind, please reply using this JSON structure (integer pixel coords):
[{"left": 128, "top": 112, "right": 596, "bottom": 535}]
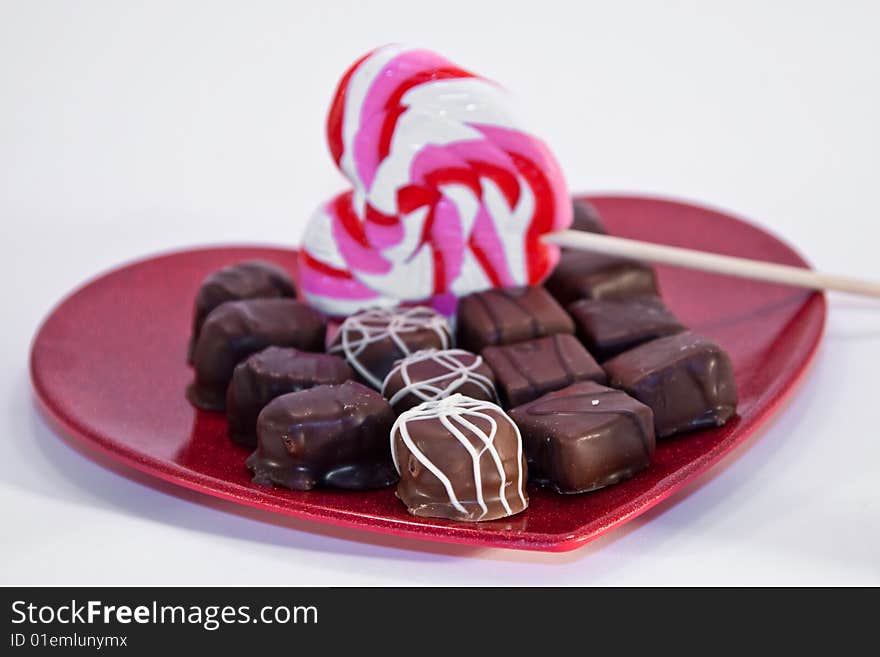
[
  {"left": 544, "top": 250, "right": 659, "bottom": 307},
  {"left": 456, "top": 286, "right": 574, "bottom": 354},
  {"left": 510, "top": 381, "right": 655, "bottom": 494},
  {"left": 571, "top": 199, "right": 607, "bottom": 234},
  {"left": 569, "top": 297, "right": 685, "bottom": 361},
  {"left": 604, "top": 331, "right": 738, "bottom": 438},
  {"left": 482, "top": 333, "right": 606, "bottom": 408}
]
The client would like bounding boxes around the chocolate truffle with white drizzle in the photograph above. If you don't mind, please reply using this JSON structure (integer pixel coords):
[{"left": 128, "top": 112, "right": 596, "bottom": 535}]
[
  {"left": 382, "top": 349, "right": 497, "bottom": 414},
  {"left": 328, "top": 306, "right": 452, "bottom": 390},
  {"left": 391, "top": 394, "right": 528, "bottom": 522}
]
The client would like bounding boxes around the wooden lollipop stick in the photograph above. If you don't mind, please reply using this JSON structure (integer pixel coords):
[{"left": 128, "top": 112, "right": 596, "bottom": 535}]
[{"left": 543, "top": 230, "right": 880, "bottom": 298}]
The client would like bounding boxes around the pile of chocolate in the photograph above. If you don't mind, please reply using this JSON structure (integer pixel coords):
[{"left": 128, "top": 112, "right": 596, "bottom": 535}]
[{"left": 186, "top": 200, "right": 738, "bottom": 522}]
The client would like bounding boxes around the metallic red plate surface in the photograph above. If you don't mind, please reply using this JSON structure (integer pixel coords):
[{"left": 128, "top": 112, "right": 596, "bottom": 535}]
[{"left": 30, "top": 195, "right": 826, "bottom": 552}]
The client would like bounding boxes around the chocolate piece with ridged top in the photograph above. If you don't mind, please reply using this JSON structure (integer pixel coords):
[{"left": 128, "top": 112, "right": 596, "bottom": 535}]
[
  {"left": 247, "top": 381, "right": 397, "bottom": 491},
  {"left": 226, "top": 346, "right": 354, "bottom": 447},
  {"left": 571, "top": 199, "right": 607, "bottom": 234},
  {"left": 482, "top": 333, "right": 606, "bottom": 408},
  {"left": 510, "top": 381, "right": 655, "bottom": 494},
  {"left": 604, "top": 331, "right": 738, "bottom": 438},
  {"left": 544, "top": 250, "right": 659, "bottom": 306},
  {"left": 569, "top": 296, "right": 684, "bottom": 361},
  {"left": 456, "top": 286, "right": 574, "bottom": 354}
]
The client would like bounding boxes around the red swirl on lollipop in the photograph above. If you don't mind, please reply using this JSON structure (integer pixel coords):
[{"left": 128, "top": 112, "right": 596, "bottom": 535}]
[{"left": 300, "top": 45, "right": 572, "bottom": 316}]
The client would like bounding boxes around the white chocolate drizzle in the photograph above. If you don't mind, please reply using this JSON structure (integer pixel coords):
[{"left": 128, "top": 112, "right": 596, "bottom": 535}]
[
  {"left": 391, "top": 394, "right": 527, "bottom": 520},
  {"left": 382, "top": 349, "right": 497, "bottom": 408},
  {"left": 329, "top": 306, "right": 451, "bottom": 389}
]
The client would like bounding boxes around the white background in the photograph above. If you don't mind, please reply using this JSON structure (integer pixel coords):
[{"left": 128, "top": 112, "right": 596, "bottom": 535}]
[{"left": 2, "top": 1, "right": 878, "bottom": 585}]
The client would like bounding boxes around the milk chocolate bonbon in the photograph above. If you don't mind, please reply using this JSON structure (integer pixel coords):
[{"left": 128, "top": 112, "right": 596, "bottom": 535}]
[
  {"left": 391, "top": 394, "right": 528, "bottom": 521},
  {"left": 382, "top": 349, "right": 497, "bottom": 414},
  {"left": 328, "top": 306, "right": 452, "bottom": 390}
]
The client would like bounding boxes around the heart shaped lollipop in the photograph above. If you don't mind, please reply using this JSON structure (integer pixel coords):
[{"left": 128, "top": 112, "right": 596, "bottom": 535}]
[{"left": 299, "top": 45, "right": 572, "bottom": 316}]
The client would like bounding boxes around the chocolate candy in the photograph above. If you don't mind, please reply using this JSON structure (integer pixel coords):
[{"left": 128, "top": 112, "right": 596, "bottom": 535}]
[
  {"left": 226, "top": 346, "right": 354, "bottom": 447},
  {"left": 571, "top": 199, "right": 607, "bottom": 234},
  {"left": 482, "top": 333, "right": 606, "bottom": 408},
  {"left": 510, "top": 381, "right": 655, "bottom": 494},
  {"left": 569, "top": 297, "right": 685, "bottom": 361},
  {"left": 544, "top": 250, "right": 659, "bottom": 307},
  {"left": 391, "top": 394, "right": 528, "bottom": 522},
  {"left": 328, "top": 306, "right": 452, "bottom": 390},
  {"left": 604, "top": 331, "right": 738, "bottom": 438},
  {"left": 382, "top": 349, "right": 497, "bottom": 414},
  {"left": 187, "top": 298, "right": 326, "bottom": 410},
  {"left": 456, "top": 286, "right": 574, "bottom": 354},
  {"left": 188, "top": 260, "right": 296, "bottom": 361},
  {"left": 246, "top": 381, "right": 397, "bottom": 490}
]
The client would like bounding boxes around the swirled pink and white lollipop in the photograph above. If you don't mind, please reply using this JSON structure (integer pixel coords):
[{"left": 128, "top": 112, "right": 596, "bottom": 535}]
[{"left": 300, "top": 45, "right": 572, "bottom": 316}]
